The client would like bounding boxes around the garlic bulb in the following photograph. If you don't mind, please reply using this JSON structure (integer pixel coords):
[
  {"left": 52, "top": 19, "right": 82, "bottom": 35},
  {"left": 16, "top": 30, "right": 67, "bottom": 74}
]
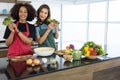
[{"left": 42, "top": 58, "right": 48, "bottom": 63}]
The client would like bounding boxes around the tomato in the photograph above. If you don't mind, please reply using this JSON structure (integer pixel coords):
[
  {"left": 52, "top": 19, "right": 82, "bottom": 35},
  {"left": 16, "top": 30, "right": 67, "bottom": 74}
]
[
  {"left": 89, "top": 47, "right": 94, "bottom": 52},
  {"left": 90, "top": 52, "right": 97, "bottom": 56},
  {"left": 92, "top": 52, "right": 97, "bottom": 56}
]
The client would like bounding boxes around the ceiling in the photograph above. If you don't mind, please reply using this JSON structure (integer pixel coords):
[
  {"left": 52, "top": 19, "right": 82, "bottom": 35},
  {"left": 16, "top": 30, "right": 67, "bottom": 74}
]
[{"left": 31, "top": 0, "right": 113, "bottom": 4}]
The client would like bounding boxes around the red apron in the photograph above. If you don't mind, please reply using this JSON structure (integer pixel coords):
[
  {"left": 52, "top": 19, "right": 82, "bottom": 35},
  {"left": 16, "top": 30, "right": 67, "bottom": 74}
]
[
  {"left": 8, "top": 22, "right": 33, "bottom": 57},
  {"left": 9, "top": 61, "right": 27, "bottom": 77}
]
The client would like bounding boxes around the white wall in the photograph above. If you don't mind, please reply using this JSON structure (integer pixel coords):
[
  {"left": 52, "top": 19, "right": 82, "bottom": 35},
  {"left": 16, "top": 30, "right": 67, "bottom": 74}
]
[{"left": 0, "top": 0, "right": 120, "bottom": 57}]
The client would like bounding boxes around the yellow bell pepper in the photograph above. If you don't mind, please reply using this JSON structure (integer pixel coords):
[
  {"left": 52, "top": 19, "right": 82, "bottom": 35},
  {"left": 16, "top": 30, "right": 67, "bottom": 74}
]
[
  {"left": 84, "top": 51, "right": 90, "bottom": 57},
  {"left": 84, "top": 46, "right": 89, "bottom": 52}
]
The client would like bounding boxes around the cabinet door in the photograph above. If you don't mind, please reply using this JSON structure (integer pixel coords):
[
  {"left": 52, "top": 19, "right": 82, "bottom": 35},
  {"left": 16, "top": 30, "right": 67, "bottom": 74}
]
[{"left": 0, "top": 0, "right": 15, "bottom": 3}]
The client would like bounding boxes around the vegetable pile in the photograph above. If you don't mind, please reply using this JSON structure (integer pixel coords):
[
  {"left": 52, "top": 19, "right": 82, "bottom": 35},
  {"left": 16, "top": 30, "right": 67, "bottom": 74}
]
[
  {"left": 65, "top": 44, "right": 82, "bottom": 60},
  {"left": 64, "top": 44, "right": 75, "bottom": 55},
  {"left": 80, "top": 41, "right": 105, "bottom": 57}
]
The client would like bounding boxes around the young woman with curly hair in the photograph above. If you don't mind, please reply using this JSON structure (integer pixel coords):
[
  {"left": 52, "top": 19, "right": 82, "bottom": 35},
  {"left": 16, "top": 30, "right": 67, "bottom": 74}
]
[{"left": 3, "top": 3, "right": 36, "bottom": 62}]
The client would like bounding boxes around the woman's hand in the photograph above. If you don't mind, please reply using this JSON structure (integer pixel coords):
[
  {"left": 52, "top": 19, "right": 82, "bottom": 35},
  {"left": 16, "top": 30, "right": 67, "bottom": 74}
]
[
  {"left": 14, "top": 25, "right": 20, "bottom": 33},
  {"left": 48, "top": 22, "right": 59, "bottom": 29},
  {"left": 9, "top": 23, "right": 20, "bottom": 33},
  {"left": 48, "top": 22, "right": 54, "bottom": 30},
  {"left": 53, "top": 23, "right": 59, "bottom": 29},
  {"left": 8, "top": 23, "right": 17, "bottom": 33}
]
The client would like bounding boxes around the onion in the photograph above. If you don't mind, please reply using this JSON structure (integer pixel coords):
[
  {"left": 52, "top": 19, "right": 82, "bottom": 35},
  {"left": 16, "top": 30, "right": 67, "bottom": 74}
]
[
  {"left": 33, "top": 58, "right": 40, "bottom": 66},
  {"left": 26, "top": 59, "right": 33, "bottom": 65}
]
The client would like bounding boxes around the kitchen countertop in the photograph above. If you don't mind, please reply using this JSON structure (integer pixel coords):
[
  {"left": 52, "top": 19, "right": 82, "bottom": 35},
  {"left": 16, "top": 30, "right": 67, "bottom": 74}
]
[
  {"left": 0, "top": 50, "right": 120, "bottom": 80},
  {"left": 0, "top": 41, "right": 38, "bottom": 49}
]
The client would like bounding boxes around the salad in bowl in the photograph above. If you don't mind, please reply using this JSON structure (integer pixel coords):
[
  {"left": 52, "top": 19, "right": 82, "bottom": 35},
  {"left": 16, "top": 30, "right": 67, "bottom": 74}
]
[{"left": 80, "top": 41, "right": 105, "bottom": 59}]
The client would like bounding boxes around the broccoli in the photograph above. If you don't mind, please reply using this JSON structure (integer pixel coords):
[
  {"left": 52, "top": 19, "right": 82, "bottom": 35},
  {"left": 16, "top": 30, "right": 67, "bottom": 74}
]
[
  {"left": 48, "top": 18, "right": 60, "bottom": 24},
  {"left": 3, "top": 17, "right": 13, "bottom": 26}
]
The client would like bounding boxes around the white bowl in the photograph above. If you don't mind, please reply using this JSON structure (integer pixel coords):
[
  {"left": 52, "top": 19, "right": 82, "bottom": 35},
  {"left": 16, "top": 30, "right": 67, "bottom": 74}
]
[{"left": 34, "top": 47, "right": 55, "bottom": 56}]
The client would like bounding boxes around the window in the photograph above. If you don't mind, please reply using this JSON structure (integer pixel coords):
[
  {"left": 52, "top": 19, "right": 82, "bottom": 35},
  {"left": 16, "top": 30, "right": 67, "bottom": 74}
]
[
  {"left": 62, "top": 4, "right": 88, "bottom": 21},
  {"left": 108, "top": 0, "right": 120, "bottom": 22},
  {"left": 107, "top": 23, "right": 120, "bottom": 57},
  {"left": 88, "top": 23, "right": 105, "bottom": 47},
  {"left": 89, "top": 2, "right": 106, "bottom": 21}
]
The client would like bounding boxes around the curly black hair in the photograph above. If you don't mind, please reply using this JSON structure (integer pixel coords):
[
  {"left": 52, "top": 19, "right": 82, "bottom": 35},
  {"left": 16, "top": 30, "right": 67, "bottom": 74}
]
[
  {"left": 36, "top": 4, "right": 51, "bottom": 26},
  {"left": 10, "top": 3, "right": 36, "bottom": 21}
]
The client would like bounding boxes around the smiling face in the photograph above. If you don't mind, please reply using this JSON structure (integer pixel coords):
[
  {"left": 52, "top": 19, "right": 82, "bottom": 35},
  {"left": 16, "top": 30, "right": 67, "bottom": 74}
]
[
  {"left": 19, "top": 6, "right": 28, "bottom": 22},
  {"left": 39, "top": 8, "right": 48, "bottom": 22}
]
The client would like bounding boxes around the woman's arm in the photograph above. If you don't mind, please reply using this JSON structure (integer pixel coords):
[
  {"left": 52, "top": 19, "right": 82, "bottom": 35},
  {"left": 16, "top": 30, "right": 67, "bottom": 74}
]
[
  {"left": 36, "top": 28, "right": 51, "bottom": 44},
  {"left": 5, "top": 23, "right": 15, "bottom": 46},
  {"left": 16, "top": 29, "right": 33, "bottom": 44},
  {"left": 36, "top": 23, "right": 53, "bottom": 44},
  {"left": 54, "top": 24, "right": 59, "bottom": 39},
  {"left": 5, "top": 23, "right": 34, "bottom": 46},
  {"left": 5, "top": 32, "right": 14, "bottom": 46},
  {"left": 13, "top": 23, "right": 34, "bottom": 44}
]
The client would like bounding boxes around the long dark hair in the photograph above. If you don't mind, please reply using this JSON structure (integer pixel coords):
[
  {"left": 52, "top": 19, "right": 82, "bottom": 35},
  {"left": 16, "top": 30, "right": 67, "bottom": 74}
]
[
  {"left": 36, "top": 4, "right": 51, "bottom": 26},
  {"left": 10, "top": 3, "right": 36, "bottom": 21}
]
